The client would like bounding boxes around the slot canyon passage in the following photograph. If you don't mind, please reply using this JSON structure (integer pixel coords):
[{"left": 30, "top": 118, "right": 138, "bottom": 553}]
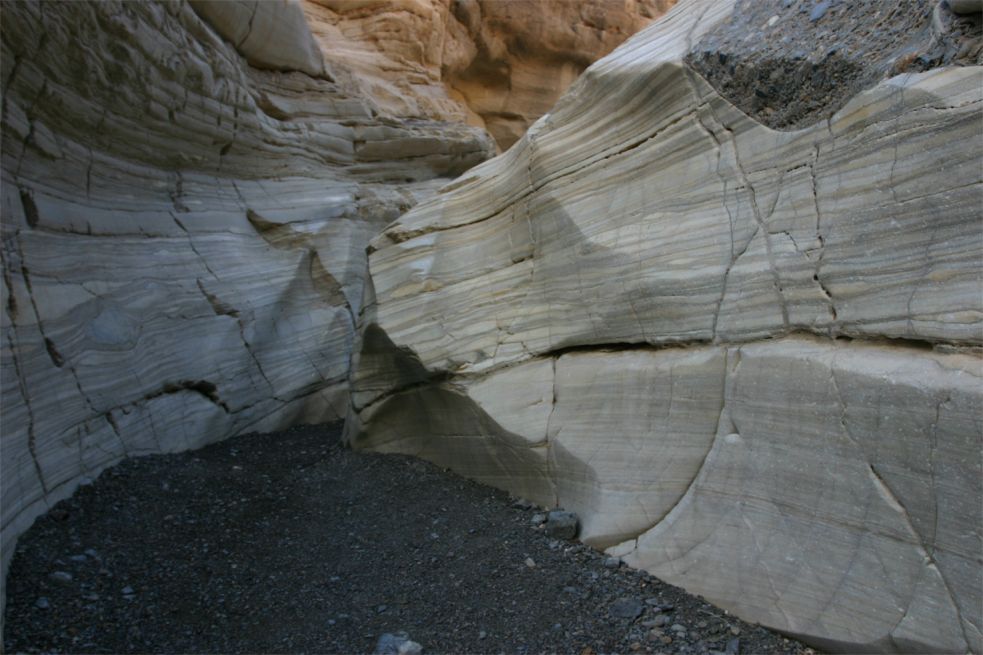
[{"left": 0, "top": 0, "right": 981, "bottom": 653}]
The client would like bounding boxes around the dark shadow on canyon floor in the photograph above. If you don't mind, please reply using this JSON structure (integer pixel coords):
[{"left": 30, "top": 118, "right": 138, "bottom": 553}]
[{"left": 4, "top": 422, "right": 813, "bottom": 655}]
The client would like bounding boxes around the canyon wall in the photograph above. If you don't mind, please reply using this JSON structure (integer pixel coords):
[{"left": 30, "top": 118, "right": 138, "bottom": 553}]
[
  {"left": 0, "top": 0, "right": 489, "bottom": 608},
  {"left": 304, "top": 0, "right": 676, "bottom": 150},
  {"left": 348, "top": 0, "right": 983, "bottom": 653},
  {"left": 298, "top": 0, "right": 677, "bottom": 150},
  {"left": 0, "top": 0, "right": 661, "bottom": 619}
]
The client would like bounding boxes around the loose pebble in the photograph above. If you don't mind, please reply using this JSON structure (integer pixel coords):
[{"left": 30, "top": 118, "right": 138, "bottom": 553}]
[
  {"left": 609, "top": 597, "right": 644, "bottom": 620},
  {"left": 543, "top": 510, "right": 579, "bottom": 540},
  {"left": 48, "top": 571, "right": 73, "bottom": 585},
  {"left": 809, "top": 0, "right": 830, "bottom": 22}
]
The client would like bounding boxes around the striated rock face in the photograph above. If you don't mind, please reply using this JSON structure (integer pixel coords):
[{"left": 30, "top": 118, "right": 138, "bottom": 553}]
[
  {"left": 0, "top": 0, "right": 494, "bottom": 616},
  {"left": 301, "top": 0, "right": 676, "bottom": 150},
  {"left": 348, "top": 0, "right": 983, "bottom": 653},
  {"left": 0, "top": 0, "right": 662, "bottom": 620}
]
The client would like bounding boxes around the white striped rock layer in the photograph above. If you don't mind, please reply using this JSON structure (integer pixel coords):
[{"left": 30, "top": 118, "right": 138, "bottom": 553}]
[
  {"left": 0, "top": 0, "right": 495, "bottom": 618},
  {"left": 348, "top": 0, "right": 983, "bottom": 652}
]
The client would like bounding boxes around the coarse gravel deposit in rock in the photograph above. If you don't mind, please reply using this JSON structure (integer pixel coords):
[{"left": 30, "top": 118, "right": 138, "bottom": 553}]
[
  {"left": 688, "top": 0, "right": 983, "bottom": 129},
  {"left": 3, "top": 423, "right": 814, "bottom": 655}
]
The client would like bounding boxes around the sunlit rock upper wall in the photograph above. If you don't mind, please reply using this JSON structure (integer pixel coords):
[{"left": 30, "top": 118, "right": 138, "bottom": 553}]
[{"left": 299, "top": 0, "right": 677, "bottom": 149}]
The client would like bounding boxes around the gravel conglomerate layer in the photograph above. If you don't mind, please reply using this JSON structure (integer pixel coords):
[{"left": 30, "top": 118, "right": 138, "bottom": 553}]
[
  {"left": 688, "top": 0, "right": 982, "bottom": 130},
  {"left": 4, "top": 423, "right": 815, "bottom": 655}
]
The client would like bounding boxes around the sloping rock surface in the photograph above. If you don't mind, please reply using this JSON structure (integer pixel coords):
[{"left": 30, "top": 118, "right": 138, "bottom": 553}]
[{"left": 348, "top": 1, "right": 983, "bottom": 653}]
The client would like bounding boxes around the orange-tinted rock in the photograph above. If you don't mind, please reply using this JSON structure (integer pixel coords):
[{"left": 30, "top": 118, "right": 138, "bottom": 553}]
[
  {"left": 301, "top": 0, "right": 676, "bottom": 149},
  {"left": 444, "top": 0, "right": 677, "bottom": 148}
]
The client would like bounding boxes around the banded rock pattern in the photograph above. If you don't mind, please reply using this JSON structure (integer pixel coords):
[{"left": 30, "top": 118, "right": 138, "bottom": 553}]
[
  {"left": 348, "top": 0, "right": 983, "bottom": 652},
  {"left": 0, "top": 0, "right": 493, "bottom": 618},
  {"left": 0, "top": 0, "right": 665, "bottom": 619}
]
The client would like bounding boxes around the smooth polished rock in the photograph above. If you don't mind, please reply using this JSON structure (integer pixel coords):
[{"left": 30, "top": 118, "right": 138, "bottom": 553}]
[
  {"left": 617, "top": 339, "right": 982, "bottom": 655},
  {"left": 549, "top": 347, "right": 726, "bottom": 549},
  {"left": 362, "top": 59, "right": 982, "bottom": 380},
  {"left": 348, "top": 0, "right": 983, "bottom": 652},
  {"left": 353, "top": 335, "right": 983, "bottom": 654},
  {"left": 190, "top": 0, "right": 327, "bottom": 76}
]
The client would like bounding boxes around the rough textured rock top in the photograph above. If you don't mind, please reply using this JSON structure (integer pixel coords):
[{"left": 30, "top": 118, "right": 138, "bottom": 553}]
[{"left": 688, "top": 0, "right": 983, "bottom": 129}]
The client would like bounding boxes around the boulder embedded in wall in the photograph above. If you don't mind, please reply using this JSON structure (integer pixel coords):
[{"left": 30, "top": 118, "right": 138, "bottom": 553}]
[{"left": 348, "top": 0, "right": 983, "bottom": 652}]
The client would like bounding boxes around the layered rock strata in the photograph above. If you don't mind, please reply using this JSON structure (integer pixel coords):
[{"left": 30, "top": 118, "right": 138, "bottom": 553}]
[
  {"left": 0, "top": 0, "right": 669, "bottom": 616},
  {"left": 348, "top": 0, "right": 983, "bottom": 652},
  {"left": 0, "top": 0, "right": 495, "bottom": 617}
]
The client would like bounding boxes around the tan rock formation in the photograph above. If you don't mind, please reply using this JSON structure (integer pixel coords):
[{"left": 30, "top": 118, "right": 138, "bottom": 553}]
[
  {"left": 348, "top": 1, "right": 983, "bottom": 652},
  {"left": 301, "top": 0, "right": 676, "bottom": 149}
]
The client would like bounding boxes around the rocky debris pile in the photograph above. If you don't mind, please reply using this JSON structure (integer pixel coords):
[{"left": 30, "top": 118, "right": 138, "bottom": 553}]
[{"left": 2, "top": 423, "right": 813, "bottom": 655}]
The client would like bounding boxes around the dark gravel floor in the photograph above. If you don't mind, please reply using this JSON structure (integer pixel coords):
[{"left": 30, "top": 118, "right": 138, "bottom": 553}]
[{"left": 4, "top": 422, "right": 816, "bottom": 655}]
